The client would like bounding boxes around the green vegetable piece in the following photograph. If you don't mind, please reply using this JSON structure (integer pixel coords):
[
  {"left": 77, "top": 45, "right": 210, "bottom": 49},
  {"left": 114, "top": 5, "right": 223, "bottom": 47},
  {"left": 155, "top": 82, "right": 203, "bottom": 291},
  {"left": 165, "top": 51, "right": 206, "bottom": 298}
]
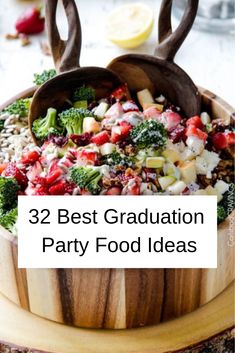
[
  {"left": 130, "top": 119, "right": 167, "bottom": 149},
  {"left": 59, "top": 107, "right": 93, "bottom": 136},
  {"left": 102, "top": 151, "right": 133, "bottom": 167},
  {"left": 33, "top": 69, "right": 57, "bottom": 86},
  {"left": 0, "top": 176, "right": 19, "bottom": 212},
  {"left": 2, "top": 98, "right": 31, "bottom": 117},
  {"left": 70, "top": 166, "right": 102, "bottom": 195},
  {"left": 73, "top": 100, "right": 88, "bottom": 109},
  {"left": 73, "top": 85, "right": 95, "bottom": 102},
  {"left": 0, "top": 208, "right": 18, "bottom": 232},
  {"left": 217, "top": 205, "right": 227, "bottom": 224},
  {"left": 32, "top": 107, "right": 62, "bottom": 141}
]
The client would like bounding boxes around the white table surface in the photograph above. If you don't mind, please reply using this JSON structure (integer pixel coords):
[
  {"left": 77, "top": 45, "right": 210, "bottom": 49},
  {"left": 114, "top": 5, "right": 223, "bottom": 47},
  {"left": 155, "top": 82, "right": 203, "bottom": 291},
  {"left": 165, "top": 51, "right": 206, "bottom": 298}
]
[{"left": 0, "top": 0, "right": 235, "bottom": 108}]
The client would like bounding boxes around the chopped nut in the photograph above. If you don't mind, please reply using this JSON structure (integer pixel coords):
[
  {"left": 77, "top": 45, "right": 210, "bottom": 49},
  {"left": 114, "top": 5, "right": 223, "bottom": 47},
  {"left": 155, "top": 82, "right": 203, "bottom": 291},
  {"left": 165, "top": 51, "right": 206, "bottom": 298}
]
[
  {"left": 5, "top": 33, "right": 19, "bottom": 40},
  {"left": 19, "top": 34, "right": 31, "bottom": 46}
]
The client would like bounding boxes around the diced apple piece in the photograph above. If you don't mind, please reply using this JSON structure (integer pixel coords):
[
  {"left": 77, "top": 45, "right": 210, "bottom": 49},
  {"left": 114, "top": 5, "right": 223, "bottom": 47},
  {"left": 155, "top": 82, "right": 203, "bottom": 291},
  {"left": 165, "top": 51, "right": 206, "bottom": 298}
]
[
  {"left": 158, "top": 176, "right": 176, "bottom": 190},
  {"left": 166, "top": 180, "right": 187, "bottom": 195},
  {"left": 83, "top": 117, "right": 100, "bottom": 133},
  {"left": 142, "top": 103, "right": 164, "bottom": 112},
  {"left": 214, "top": 180, "right": 229, "bottom": 194},
  {"left": 186, "top": 135, "right": 204, "bottom": 155},
  {"left": 178, "top": 160, "right": 197, "bottom": 184},
  {"left": 180, "top": 147, "right": 195, "bottom": 161},
  {"left": 205, "top": 185, "right": 223, "bottom": 202},
  {"left": 137, "top": 88, "right": 154, "bottom": 108},
  {"left": 146, "top": 157, "right": 165, "bottom": 168},
  {"left": 94, "top": 102, "right": 109, "bottom": 120},
  {"left": 162, "top": 148, "right": 181, "bottom": 163},
  {"left": 100, "top": 143, "right": 116, "bottom": 156}
]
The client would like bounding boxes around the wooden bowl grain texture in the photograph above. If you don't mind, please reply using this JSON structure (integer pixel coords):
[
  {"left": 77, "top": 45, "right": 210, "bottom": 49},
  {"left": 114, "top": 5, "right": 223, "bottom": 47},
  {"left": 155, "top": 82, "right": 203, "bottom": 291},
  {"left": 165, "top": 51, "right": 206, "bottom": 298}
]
[{"left": 0, "top": 87, "right": 234, "bottom": 331}]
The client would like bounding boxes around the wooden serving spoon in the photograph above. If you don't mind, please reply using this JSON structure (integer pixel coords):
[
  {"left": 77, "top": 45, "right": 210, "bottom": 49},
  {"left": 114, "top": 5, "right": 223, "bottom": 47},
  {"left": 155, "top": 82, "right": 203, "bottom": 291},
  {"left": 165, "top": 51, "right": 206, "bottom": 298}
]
[
  {"left": 107, "top": 0, "right": 200, "bottom": 117},
  {"left": 29, "top": 0, "right": 123, "bottom": 144}
]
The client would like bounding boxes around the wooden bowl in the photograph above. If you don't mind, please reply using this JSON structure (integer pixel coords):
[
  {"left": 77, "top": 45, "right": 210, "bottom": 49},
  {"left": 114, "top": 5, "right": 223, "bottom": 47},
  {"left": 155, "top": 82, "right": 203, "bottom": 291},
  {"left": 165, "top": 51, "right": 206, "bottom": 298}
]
[{"left": 0, "top": 87, "right": 234, "bottom": 331}]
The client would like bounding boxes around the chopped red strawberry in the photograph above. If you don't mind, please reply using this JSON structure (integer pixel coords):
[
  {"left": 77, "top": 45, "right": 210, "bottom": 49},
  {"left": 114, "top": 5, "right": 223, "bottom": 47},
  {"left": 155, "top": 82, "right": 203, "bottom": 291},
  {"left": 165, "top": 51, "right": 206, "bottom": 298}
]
[
  {"left": 186, "top": 115, "right": 203, "bottom": 129},
  {"left": 21, "top": 150, "right": 40, "bottom": 165},
  {"left": 122, "top": 100, "right": 139, "bottom": 112},
  {"left": 111, "top": 84, "right": 128, "bottom": 100},
  {"left": 49, "top": 181, "right": 75, "bottom": 195},
  {"left": 4, "top": 163, "right": 28, "bottom": 189},
  {"left": 212, "top": 132, "right": 228, "bottom": 149},
  {"left": 26, "top": 161, "right": 43, "bottom": 182},
  {"left": 46, "top": 169, "right": 62, "bottom": 185},
  {"left": 110, "top": 122, "right": 132, "bottom": 143},
  {"left": 106, "top": 187, "right": 122, "bottom": 195},
  {"left": 185, "top": 125, "right": 208, "bottom": 141},
  {"left": 161, "top": 110, "right": 181, "bottom": 130},
  {"left": 91, "top": 131, "right": 110, "bottom": 145},
  {"left": 77, "top": 150, "right": 98, "bottom": 165}
]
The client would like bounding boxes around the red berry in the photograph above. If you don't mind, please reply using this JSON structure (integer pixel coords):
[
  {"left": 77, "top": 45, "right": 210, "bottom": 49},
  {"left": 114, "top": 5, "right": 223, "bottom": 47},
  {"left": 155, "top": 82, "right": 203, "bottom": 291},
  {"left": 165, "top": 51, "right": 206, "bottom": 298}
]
[
  {"left": 212, "top": 132, "right": 228, "bottom": 149},
  {"left": 186, "top": 115, "right": 203, "bottom": 129},
  {"left": 70, "top": 133, "right": 92, "bottom": 146},
  {"left": 77, "top": 150, "right": 97, "bottom": 165},
  {"left": 111, "top": 84, "right": 128, "bottom": 100},
  {"left": 21, "top": 150, "right": 40, "bottom": 165},
  {"left": 185, "top": 125, "right": 208, "bottom": 141},
  {"left": 5, "top": 163, "right": 28, "bottom": 189},
  {"left": 91, "top": 131, "right": 110, "bottom": 145},
  {"left": 15, "top": 7, "right": 45, "bottom": 35},
  {"left": 49, "top": 181, "right": 75, "bottom": 195},
  {"left": 46, "top": 169, "right": 62, "bottom": 185},
  {"left": 169, "top": 126, "right": 185, "bottom": 143}
]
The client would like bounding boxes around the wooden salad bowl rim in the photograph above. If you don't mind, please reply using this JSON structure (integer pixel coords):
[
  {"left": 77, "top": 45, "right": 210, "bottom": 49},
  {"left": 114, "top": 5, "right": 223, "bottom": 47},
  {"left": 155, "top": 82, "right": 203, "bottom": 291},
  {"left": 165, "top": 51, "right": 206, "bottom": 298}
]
[{"left": 0, "top": 281, "right": 234, "bottom": 353}]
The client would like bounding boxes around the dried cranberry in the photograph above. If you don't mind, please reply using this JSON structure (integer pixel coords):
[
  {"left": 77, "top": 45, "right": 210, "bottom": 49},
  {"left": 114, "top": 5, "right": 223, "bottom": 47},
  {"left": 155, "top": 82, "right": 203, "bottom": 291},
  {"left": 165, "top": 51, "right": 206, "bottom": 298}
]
[
  {"left": 169, "top": 126, "right": 185, "bottom": 143},
  {"left": 47, "top": 135, "right": 68, "bottom": 147},
  {"left": 70, "top": 132, "right": 92, "bottom": 146}
]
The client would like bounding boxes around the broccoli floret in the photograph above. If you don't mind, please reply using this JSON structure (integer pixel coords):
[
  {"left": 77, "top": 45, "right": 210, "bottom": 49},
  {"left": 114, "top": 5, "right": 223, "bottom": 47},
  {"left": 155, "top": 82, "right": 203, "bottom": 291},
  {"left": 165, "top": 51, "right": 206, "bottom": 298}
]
[
  {"left": 0, "top": 120, "right": 4, "bottom": 132},
  {"left": 217, "top": 205, "right": 227, "bottom": 224},
  {"left": 130, "top": 119, "right": 167, "bottom": 149},
  {"left": 59, "top": 107, "right": 93, "bottom": 136},
  {"left": 102, "top": 151, "right": 133, "bottom": 167},
  {"left": 73, "top": 86, "right": 95, "bottom": 102},
  {"left": 217, "top": 183, "right": 235, "bottom": 223},
  {"left": 33, "top": 69, "right": 57, "bottom": 86},
  {"left": 3, "top": 98, "right": 31, "bottom": 117},
  {"left": 0, "top": 208, "right": 18, "bottom": 233},
  {"left": 70, "top": 166, "right": 102, "bottom": 195},
  {"left": 32, "top": 108, "right": 62, "bottom": 141},
  {"left": 0, "top": 176, "right": 19, "bottom": 212}
]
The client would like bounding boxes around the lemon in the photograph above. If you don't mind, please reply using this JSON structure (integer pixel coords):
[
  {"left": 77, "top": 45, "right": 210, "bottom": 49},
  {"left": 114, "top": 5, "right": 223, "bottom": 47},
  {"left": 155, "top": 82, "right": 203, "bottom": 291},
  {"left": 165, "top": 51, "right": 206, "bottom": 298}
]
[{"left": 106, "top": 3, "right": 154, "bottom": 49}]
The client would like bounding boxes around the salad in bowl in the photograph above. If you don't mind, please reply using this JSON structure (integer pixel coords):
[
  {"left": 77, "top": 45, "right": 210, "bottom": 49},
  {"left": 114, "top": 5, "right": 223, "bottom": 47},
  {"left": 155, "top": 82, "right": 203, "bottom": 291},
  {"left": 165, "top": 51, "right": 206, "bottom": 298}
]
[{"left": 0, "top": 72, "right": 234, "bottom": 234}]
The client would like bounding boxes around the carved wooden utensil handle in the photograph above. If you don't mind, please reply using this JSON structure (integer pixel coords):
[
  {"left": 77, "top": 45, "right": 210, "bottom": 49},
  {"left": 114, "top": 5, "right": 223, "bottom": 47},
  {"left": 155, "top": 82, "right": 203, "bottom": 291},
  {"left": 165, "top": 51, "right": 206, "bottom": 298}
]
[
  {"left": 155, "top": 0, "right": 198, "bottom": 61},
  {"left": 45, "top": 0, "right": 82, "bottom": 73}
]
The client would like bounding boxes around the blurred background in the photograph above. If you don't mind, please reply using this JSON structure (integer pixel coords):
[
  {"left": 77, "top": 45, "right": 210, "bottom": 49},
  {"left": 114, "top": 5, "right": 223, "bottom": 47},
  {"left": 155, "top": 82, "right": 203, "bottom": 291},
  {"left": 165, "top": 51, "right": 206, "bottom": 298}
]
[{"left": 0, "top": 0, "right": 234, "bottom": 106}]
